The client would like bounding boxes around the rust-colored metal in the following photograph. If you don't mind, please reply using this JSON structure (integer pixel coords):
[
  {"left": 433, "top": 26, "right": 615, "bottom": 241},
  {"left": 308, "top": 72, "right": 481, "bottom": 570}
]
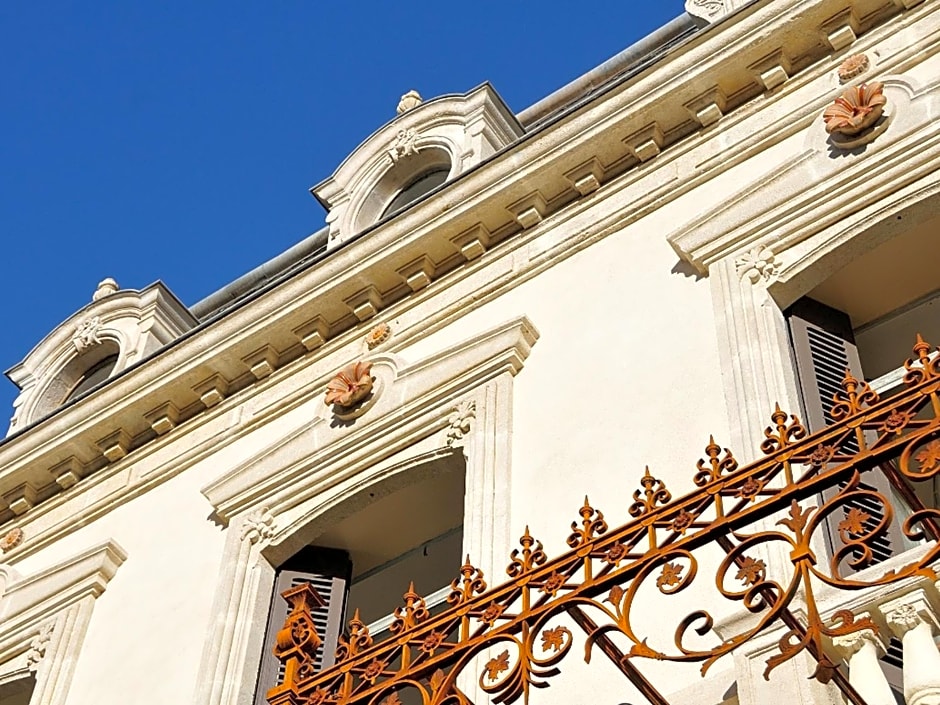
[
  {"left": 822, "top": 82, "right": 887, "bottom": 135},
  {"left": 268, "top": 583, "right": 326, "bottom": 705},
  {"left": 269, "top": 336, "right": 940, "bottom": 705},
  {"left": 325, "top": 361, "right": 374, "bottom": 408}
]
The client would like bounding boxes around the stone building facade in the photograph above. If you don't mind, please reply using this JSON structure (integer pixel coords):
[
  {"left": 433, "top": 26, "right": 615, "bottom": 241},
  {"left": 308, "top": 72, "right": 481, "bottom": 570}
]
[{"left": 2, "top": 1, "right": 940, "bottom": 704}]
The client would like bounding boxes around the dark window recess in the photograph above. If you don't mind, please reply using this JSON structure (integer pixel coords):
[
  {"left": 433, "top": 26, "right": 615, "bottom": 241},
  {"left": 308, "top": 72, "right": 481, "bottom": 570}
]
[
  {"left": 787, "top": 298, "right": 907, "bottom": 566},
  {"left": 382, "top": 168, "right": 449, "bottom": 217},
  {"left": 64, "top": 354, "right": 119, "bottom": 402},
  {"left": 253, "top": 547, "right": 352, "bottom": 705},
  {"left": 0, "top": 675, "right": 36, "bottom": 705},
  {"left": 881, "top": 637, "right": 905, "bottom": 704}
]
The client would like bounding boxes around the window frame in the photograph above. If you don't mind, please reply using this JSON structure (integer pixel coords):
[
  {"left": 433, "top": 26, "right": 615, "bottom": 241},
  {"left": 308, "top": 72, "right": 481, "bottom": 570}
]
[{"left": 195, "top": 316, "right": 537, "bottom": 705}]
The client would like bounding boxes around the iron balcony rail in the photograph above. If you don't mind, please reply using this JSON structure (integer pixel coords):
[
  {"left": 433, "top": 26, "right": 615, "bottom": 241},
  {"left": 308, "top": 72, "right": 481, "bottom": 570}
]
[{"left": 267, "top": 336, "right": 940, "bottom": 705}]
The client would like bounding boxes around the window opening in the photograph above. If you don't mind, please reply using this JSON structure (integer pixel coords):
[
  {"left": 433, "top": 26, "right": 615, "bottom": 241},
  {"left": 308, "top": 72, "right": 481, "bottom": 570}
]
[
  {"left": 253, "top": 451, "right": 466, "bottom": 705},
  {"left": 0, "top": 674, "right": 36, "bottom": 705},
  {"left": 381, "top": 168, "right": 448, "bottom": 218},
  {"left": 64, "top": 353, "right": 119, "bottom": 402},
  {"left": 787, "top": 297, "right": 922, "bottom": 696}
]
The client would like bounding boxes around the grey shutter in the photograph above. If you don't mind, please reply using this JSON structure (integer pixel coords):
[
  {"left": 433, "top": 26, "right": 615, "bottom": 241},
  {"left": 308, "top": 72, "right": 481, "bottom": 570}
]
[
  {"left": 787, "top": 297, "right": 906, "bottom": 564},
  {"left": 253, "top": 548, "right": 351, "bottom": 705}
]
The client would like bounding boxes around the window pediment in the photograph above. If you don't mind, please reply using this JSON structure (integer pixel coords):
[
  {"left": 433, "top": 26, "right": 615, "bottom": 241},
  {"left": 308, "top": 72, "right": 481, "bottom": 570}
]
[{"left": 310, "top": 83, "right": 524, "bottom": 249}]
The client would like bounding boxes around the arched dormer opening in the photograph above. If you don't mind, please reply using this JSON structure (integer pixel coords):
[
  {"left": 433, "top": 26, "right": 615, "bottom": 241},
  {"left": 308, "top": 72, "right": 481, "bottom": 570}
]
[
  {"left": 382, "top": 162, "right": 450, "bottom": 218},
  {"left": 359, "top": 145, "right": 453, "bottom": 229},
  {"left": 311, "top": 83, "right": 524, "bottom": 249},
  {"left": 34, "top": 340, "right": 122, "bottom": 418}
]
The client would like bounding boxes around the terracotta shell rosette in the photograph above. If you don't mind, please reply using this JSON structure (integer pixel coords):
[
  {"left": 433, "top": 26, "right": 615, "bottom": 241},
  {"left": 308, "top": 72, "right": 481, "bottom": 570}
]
[
  {"left": 325, "top": 361, "right": 374, "bottom": 408},
  {"left": 0, "top": 527, "right": 24, "bottom": 553},
  {"left": 838, "top": 54, "right": 870, "bottom": 83},
  {"left": 822, "top": 82, "right": 887, "bottom": 136},
  {"left": 365, "top": 322, "right": 391, "bottom": 349}
]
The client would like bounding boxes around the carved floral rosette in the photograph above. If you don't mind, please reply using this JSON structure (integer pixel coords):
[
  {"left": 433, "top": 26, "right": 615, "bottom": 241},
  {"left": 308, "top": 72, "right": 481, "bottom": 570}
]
[
  {"left": 0, "top": 527, "right": 24, "bottom": 553},
  {"left": 838, "top": 54, "right": 870, "bottom": 83},
  {"left": 822, "top": 82, "right": 888, "bottom": 147},
  {"left": 325, "top": 361, "right": 374, "bottom": 409},
  {"left": 365, "top": 323, "right": 391, "bottom": 350}
]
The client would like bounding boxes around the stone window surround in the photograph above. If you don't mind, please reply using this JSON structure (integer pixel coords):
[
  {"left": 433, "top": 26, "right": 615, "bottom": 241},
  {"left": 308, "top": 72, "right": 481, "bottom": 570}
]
[
  {"left": 5, "top": 283, "right": 197, "bottom": 437},
  {"left": 0, "top": 541, "right": 126, "bottom": 705},
  {"left": 194, "top": 316, "right": 537, "bottom": 705},
  {"left": 667, "top": 72, "right": 938, "bottom": 458},
  {"left": 310, "top": 83, "right": 524, "bottom": 249}
]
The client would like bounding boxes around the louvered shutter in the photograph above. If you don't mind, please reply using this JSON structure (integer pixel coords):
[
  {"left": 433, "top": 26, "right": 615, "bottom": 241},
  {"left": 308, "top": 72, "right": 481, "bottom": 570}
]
[
  {"left": 788, "top": 298, "right": 906, "bottom": 695},
  {"left": 787, "top": 298, "right": 907, "bottom": 564},
  {"left": 253, "top": 548, "right": 351, "bottom": 705}
]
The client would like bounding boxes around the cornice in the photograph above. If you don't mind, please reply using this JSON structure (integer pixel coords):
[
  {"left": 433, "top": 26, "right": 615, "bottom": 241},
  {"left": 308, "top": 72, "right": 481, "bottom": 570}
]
[{"left": 0, "top": 0, "right": 922, "bottom": 526}]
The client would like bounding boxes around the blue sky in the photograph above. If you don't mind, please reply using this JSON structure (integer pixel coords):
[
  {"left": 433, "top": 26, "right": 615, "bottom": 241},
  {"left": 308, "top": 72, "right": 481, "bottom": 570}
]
[{"left": 0, "top": 2, "right": 685, "bottom": 417}]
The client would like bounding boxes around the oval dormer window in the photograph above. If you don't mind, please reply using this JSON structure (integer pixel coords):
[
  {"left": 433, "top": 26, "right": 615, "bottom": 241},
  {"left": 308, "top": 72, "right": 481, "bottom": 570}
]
[
  {"left": 64, "top": 353, "right": 119, "bottom": 402},
  {"left": 382, "top": 167, "right": 449, "bottom": 218}
]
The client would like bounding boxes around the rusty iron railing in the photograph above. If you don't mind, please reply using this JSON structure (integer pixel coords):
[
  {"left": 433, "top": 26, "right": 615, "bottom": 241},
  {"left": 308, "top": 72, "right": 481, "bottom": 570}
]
[{"left": 266, "top": 336, "right": 940, "bottom": 705}]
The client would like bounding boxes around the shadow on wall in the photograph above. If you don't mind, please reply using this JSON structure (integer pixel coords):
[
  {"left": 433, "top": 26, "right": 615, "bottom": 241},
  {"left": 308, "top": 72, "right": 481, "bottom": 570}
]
[{"left": 671, "top": 259, "right": 705, "bottom": 281}]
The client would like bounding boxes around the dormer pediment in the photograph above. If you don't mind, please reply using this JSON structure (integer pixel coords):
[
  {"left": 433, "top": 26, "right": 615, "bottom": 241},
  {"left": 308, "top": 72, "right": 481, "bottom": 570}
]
[
  {"left": 5, "top": 279, "right": 197, "bottom": 436},
  {"left": 311, "top": 83, "right": 524, "bottom": 248}
]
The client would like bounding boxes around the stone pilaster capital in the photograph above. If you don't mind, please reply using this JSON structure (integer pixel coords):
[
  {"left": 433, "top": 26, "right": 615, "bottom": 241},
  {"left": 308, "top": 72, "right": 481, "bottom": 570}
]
[
  {"left": 240, "top": 506, "right": 276, "bottom": 545},
  {"left": 879, "top": 589, "right": 940, "bottom": 637}
]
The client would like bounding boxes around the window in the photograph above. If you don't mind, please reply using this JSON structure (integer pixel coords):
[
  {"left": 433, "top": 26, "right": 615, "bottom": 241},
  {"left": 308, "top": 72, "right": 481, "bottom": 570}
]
[
  {"left": 64, "top": 353, "right": 119, "bottom": 402},
  {"left": 787, "top": 296, "right": 931, "bottom": 705},
  {"left": 787, "top": 297, "right": 912, "bottom": 566},
  {"left": 0, "top": 673, "right": 35, "bottom": 705},
  {"left": 253, "top": 451, "right": 466, "bottom": 704},
  {"left": 381, "top": 167, "right": 449, "bottom": 218}
]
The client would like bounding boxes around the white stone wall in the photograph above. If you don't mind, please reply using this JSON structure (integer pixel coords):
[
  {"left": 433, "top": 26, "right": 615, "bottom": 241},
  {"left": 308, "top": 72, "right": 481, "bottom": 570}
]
[{"left": 1, "top": 2, "right": 939, "bottom": 705}]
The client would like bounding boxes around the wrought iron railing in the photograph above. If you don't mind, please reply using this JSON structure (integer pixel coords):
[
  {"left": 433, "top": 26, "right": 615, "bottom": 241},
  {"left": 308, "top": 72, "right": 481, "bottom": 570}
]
[{"left": 267, "top": 336, "right": 940, "bottom": 705}]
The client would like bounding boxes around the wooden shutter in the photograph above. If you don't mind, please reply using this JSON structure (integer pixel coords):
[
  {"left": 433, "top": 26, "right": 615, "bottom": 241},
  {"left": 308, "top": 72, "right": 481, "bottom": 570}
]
[
  {"left": 253, "top": 547, "right": 351, "bottom": 705},
  {"left": 787, "top": 298, "right": 906, "bottom": 564},
  {"left": 788, "top": 298, "right": 907, "bottom": 693}
]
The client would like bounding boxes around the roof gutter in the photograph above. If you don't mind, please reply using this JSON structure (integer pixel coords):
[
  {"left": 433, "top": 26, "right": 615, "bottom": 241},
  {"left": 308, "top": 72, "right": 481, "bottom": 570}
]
[
  {"left": 190, "top": 226, "right": 329, "bottom": 319},
  {"left": 517, "top": 14, "right": 699, "bottom": 127}
]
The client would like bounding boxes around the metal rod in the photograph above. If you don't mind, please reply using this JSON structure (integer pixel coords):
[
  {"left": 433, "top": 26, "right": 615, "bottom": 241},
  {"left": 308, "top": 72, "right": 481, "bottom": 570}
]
[{"left": 567, "top": 606, "right": 672, "bottom": 705}]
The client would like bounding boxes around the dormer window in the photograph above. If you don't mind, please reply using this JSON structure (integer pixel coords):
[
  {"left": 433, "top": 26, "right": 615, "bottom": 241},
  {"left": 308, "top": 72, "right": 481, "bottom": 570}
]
[
  {"left": 381, "top": 166, "right": 449, "bottom": 217},
  {"left": 5, "top": 280, "right": 197, "bottom": 435},
  {"left": 311, "top": 85, "right": 524, "bottom": 249}
]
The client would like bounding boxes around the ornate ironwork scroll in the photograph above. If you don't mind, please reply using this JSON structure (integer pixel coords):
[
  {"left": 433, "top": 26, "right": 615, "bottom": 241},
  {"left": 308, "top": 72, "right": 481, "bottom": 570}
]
[{"left": 268, "top": 337, "right": 940, "bottom": 705}]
